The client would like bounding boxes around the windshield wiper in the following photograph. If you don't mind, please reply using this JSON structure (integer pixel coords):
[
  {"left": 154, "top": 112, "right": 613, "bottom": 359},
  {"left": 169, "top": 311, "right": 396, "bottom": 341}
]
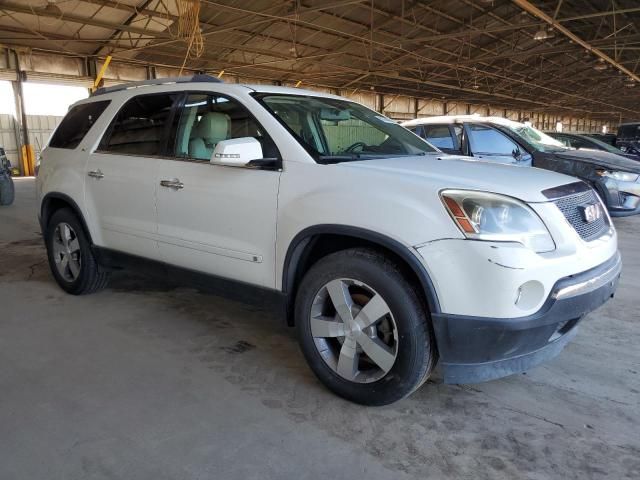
[{"left": 318, "top": 152, "right": 430, "bottom": 164}]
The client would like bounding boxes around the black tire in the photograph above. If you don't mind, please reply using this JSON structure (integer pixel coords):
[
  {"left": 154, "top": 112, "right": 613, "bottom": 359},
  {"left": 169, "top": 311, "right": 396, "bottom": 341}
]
[
  {"left": 45, "top": 208, "right": 110, "bottom": 295},
  {"left": 0, "top": 174, "right": 14, "bottom": 206},
  {"left": 295, "top": 248, "right": 437, "bottom": 406}
]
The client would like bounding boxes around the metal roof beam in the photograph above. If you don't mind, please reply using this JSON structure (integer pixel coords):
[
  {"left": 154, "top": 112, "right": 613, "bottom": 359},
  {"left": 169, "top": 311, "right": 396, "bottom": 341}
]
[
  {"left": 512, "top": 0, "right": 640, "bottom": 83},
  {"left": 0, "top": 2, "right": 171, "bottom": 39}
]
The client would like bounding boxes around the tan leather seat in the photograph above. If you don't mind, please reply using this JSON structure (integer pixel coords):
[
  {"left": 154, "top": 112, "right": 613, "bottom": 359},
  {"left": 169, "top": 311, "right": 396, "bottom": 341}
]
[{"left": 189, "top": 112, "right": 231, "bottom": 159}]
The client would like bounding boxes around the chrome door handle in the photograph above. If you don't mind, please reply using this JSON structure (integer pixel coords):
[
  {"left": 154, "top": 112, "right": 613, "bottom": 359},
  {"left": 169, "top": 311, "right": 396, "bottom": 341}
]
[
  {"left": 160, "top": 179, "right": 184, "bottom": 190},
  {"left": 87, "top": 169, "right": 104, "bottom": 179}
]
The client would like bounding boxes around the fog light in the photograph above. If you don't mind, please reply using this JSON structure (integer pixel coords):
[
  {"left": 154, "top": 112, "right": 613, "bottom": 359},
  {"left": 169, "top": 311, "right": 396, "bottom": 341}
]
[{"left": 514, "top": 281, "right": 545, "bottom": 310}]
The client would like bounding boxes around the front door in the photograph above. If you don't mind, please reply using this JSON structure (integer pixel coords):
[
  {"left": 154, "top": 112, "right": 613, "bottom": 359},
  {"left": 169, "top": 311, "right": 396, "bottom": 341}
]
[
  {"left": 85, "top": 92, "right": 180, "bottom": 259},
  {"left": 155, "top": 92, "right": 281, "bottom": 288}
]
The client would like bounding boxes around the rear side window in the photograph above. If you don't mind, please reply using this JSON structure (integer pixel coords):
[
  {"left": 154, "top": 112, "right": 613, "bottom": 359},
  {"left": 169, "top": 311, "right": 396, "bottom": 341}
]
[
  {"left": 49, "top": 101, "right": 110, "bottom": 149},
  {"left": 407, "top": 125, "right": 425, "bottom": 138},
  {"left": 424, "top": 125, "right": 454, "bottom": 149},
  {"left": 99, "top": 93, "right": 179, "bottom": 156}
]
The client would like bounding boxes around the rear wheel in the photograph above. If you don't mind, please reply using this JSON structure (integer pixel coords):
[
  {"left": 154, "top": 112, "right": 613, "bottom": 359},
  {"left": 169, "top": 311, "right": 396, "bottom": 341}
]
[
  {"left": 295, "top": 248, "right": 436, "bottom": 405},
  {"left": 45, "top": 208, "right": 110, "bottom": 294}
]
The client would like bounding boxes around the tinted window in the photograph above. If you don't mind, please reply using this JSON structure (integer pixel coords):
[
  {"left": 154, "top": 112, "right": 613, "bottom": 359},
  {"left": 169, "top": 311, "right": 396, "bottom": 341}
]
[
  {"left": 100, "top": 93, "right": 179, "bottom": 156},
  {"left": 554, "top": 135, "right": 572, "bottom": 147},
  {"left": 619, "top": 124, "right": 640, "bottom": 139},
  {"left": 173, "top": 93, "right": 278, "bottom": 161},
  {"left": 408, "top": 125, "right": 425, "bottom": 138},
  {"left": 424, "top": 125, "right": 454, "bottom": 149},
  {"left": 467, "top": 124, "right": 520, "bottom": 156},
  {"left": 569, "top": 137, "right": 594, "bottom": 149},
  {"left": 49, "top": 101, "right": 110, "bottom": 149},
  {"left": 452, "top": 125, "right": 463, "bottom": 148}
]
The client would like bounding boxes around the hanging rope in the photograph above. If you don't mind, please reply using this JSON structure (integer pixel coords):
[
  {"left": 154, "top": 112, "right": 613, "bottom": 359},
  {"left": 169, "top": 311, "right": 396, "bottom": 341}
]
[
  {"left": 176, "top": 0, "right": 203, "bottom": 58},
  {"left": 161, "top": 0, "right": 203, "bottom": 74}
]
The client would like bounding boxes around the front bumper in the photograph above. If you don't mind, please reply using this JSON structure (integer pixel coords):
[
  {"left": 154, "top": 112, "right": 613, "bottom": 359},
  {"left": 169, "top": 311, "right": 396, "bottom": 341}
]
[
  {"left": 431, "top": 251, "right": 621, "bottom": 384},
  {"left": 598, "top": 177, "right": 640, "bottom": 216}
]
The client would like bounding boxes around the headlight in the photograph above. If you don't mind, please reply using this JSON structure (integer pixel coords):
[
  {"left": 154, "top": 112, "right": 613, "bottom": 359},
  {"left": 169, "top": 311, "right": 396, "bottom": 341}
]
[
  {"left": 597, "top": 170, "right": 639, "bottom": 182},
  {"left": 440, "top": 190, "right": 555, "bottom": 253}
]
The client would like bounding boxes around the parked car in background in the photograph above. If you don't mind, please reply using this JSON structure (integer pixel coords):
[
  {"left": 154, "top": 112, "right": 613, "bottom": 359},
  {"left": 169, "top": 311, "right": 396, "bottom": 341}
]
[
  {"left": 586, "top": 133, "right": 617, "bottom": 147},
  {"left": 36, "top": 76, "right": 621, "bottom": 405},
  {"left": 403, "top": 115, "right": 640, "bottom": 216},
  {"left": 616, "top": 123, "right": 640, "bottom": 153},
  {"left": 0, "top": 147, "right": 15, "bottom": 206},
  {"left": 547, "top": 132, "right": 640, "bottom": 161}
]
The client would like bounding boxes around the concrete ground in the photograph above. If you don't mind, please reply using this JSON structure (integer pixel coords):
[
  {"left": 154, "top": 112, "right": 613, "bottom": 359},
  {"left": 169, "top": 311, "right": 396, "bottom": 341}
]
[{"left": 0, "top": 178, "right": 638, "bottom": 480}]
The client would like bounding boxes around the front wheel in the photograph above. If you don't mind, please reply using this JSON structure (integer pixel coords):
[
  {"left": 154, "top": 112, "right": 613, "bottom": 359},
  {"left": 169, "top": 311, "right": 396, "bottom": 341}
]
[{"left": 295, "top": 248, "right": 436, "bottom": 405}]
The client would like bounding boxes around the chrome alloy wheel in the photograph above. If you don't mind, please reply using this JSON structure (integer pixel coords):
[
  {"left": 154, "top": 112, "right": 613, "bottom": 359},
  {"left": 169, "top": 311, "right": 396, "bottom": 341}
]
[
  {"left": 310, "top": 278, "right": 399, "bottom": 383},
  {"left": 52, "top": 222, "right": 81, "bottom": 282}
]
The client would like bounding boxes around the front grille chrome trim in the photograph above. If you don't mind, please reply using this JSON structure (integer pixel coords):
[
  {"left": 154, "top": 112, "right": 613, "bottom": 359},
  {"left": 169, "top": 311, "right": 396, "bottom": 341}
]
[{"left": 553, "top": 189, "right": 610, "bottom": 242}]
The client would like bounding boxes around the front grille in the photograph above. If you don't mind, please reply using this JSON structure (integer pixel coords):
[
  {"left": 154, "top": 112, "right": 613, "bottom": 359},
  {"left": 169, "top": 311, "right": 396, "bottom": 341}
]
[{"left": 554, "top": 189, "right": 609, "bottom": 241}]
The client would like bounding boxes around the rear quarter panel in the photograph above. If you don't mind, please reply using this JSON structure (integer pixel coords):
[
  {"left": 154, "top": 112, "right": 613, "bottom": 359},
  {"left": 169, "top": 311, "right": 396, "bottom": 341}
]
[{"left": 37, "top": 97, "right": 121, "bottom": 244}]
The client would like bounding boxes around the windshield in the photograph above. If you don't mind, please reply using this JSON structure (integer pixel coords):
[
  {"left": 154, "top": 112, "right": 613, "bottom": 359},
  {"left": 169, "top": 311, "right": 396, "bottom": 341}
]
[
  {"left": 254, "top": 94, "right": 437, "bottom": 163},
  {"left": 583, "top": 135, "right": 626, "bottom": 154},
  {"left": 505, "top": 123, "right": 568, "bottom": 153}
]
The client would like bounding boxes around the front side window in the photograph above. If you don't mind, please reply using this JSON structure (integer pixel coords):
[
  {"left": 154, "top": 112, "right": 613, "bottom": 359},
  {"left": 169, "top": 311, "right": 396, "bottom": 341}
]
[
  {"left": 173, "top": 93, "right": 278, "bottom": 161},
  {"left": 99, "top": 93, "right": 179, "bottom": 156},
  {"left": 255, "top": 94, "right": 437, "bottom": 163},
  {"left": 50, "top": 100, "right": 110, "bottom": 149},
  {"left": 467, "top": 124, "right": 521, "bottom": 156},
  {"left": 423, "top": 125, "right": 455, "bottom": 149}
]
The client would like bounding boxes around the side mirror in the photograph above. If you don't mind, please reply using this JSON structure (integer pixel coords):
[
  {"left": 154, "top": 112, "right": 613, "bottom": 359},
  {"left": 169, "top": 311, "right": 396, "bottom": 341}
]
[
  {"left": 210, "top": 137, "right": 263, "bottom": 167},
  {"left": 512, "top": 148, "right": 521, "bottom": 160}
]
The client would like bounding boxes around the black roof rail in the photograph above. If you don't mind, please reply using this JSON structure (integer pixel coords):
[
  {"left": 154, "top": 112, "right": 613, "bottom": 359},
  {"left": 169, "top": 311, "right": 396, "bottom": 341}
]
[{"left": 92, "top": 74, "right": 223, "bottom": 96}]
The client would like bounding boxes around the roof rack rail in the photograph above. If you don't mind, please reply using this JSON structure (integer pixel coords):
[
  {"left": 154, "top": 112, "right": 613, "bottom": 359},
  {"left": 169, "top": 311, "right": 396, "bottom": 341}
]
[{"left": 92, "top": 74, "right": 222, "bottom": 96}]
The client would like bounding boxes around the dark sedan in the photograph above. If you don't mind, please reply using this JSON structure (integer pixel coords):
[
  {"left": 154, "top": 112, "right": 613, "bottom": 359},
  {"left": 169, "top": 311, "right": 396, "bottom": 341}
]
[{"left": 403, "top": 116, "right": 640, "bottom": 217}]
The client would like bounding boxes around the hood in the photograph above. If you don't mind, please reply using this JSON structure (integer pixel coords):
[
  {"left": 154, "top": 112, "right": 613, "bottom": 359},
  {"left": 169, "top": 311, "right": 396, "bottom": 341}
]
[
  {"left": 341, "top": 154, "right": 579, "bottom": 203},
  {"left": 551, "top": 149, "right": 640, "bottom": 173}
]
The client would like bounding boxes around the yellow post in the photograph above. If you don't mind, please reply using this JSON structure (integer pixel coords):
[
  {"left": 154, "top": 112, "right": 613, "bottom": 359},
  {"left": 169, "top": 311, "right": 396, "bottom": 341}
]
[
  {"left": 92, "top": 55, "right": 112, "bottom": 92},
  {"left": 21, "top": 145, "right": 35, "bottom": 176}
]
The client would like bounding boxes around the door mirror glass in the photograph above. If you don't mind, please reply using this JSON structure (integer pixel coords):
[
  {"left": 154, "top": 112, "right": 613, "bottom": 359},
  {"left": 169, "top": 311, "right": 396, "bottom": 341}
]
[{"left": 211, "top": 137, "right": 263, "bottom": 166}]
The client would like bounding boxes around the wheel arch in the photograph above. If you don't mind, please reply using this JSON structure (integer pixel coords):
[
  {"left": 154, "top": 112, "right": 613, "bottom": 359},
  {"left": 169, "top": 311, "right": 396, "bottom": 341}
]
[
  {"left": 282, "top": 225, "right": 441, "bottom": 326},
  {"left": 40, "top": 192, "right": 94, "bottom": 244}
]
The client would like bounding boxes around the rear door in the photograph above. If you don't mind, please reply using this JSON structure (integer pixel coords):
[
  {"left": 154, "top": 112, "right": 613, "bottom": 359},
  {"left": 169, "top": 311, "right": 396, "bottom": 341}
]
[
  {"left": 85, "top": 92, "right": 180, "bottom": 259},
  {"left": 154, "top": 92, "right": 281, "bottom": 288},
  {"left": 464, "top": 123, "right": 532, "bottom": 166},
  {"left": 422, "top": 124, "right": 462, "bottom": 154}
]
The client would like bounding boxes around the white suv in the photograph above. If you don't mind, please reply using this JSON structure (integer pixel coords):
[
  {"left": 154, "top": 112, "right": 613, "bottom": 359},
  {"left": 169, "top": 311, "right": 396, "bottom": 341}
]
[{"left": 36, "top": 76, "right": 621, "bottom": 405}]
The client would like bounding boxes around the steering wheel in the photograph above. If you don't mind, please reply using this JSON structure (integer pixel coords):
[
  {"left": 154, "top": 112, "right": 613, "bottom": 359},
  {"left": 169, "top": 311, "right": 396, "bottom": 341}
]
[{"left": 345, "top": 141, "right": 367, "bottom": 153}]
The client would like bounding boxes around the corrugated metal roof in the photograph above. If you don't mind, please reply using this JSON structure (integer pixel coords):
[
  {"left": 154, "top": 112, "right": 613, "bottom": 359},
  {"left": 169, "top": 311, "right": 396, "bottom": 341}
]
[{"left": 0, "top": 0, "right": 638, "bottom": 120}]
